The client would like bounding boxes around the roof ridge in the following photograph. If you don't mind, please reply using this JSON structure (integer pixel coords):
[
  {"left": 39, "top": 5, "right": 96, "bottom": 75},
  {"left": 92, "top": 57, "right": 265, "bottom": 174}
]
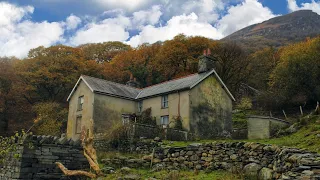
[
  {"left": 142, "top": 73, "right": 198, "bottom": 89},
  {"left": 81, "top": 75, "right": 142, "bottom": 90}
]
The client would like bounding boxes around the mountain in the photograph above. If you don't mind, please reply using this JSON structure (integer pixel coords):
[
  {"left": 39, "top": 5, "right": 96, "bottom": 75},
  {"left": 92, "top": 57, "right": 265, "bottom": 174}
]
[{"left": 222, "top": 10, "right": 320, "bottom": 52}]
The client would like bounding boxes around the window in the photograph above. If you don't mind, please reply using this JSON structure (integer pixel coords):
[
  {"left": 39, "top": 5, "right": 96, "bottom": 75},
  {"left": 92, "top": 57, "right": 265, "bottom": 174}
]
[
  {"left": 76, "top": 116, "right": 82, "bottom": 134},
  {"left": 138, "top": 101, "right": 143, "bottom": 113},
  {"left": 78, "top": 96, "right": 84, "bottom": 111},
  {"left": 122, "top": 114, "right": 131, "bottom": 125},
  {"left": 161, "top": 95, "right": 168, "bottom": 108},
  {"left": 160, "top": 115, "right": 169, "bottom": 127}
]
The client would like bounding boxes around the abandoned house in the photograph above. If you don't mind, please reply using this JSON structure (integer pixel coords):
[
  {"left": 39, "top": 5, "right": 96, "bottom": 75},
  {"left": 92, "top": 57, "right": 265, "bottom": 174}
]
[{"left": 66, "top": 53, "right": 235, "bottom": 140}]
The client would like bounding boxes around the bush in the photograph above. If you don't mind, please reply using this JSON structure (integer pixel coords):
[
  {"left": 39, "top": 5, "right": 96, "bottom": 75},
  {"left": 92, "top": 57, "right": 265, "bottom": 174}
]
[
  {"left": 136, "top": 108, "right": 156, "bottom": 126},
  {"left": 173, "top": 116, "right": 183, "bottom": 130},
  {"left": 33, "top": 102, "right": 68, "bottom": 136}
]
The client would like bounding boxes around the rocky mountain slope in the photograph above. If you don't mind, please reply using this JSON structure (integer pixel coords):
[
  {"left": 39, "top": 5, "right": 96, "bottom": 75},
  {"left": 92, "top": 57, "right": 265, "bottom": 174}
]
[{"left": 222, "top": 10, "right": 320, "bottom": 52}]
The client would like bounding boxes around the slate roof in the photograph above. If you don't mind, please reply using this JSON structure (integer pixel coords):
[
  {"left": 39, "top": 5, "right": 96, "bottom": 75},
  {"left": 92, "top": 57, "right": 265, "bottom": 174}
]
[
  {"left": 67, "top": 69, "right": 235, "bottom": 101},
  {"left": 137, "top": 72, "right": 210, "bottom": 99},
  {"left": 81, "top": 75, "right": 140, "bottom": 99}
]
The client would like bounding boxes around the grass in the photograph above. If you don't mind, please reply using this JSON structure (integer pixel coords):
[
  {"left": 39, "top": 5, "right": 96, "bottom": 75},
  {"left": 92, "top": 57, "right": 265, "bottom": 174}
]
[
  {"left": 102, "top": 169, "right": 241, "bottom": 180},
  {"left": 165, "top": 115, "right": 320, "bottom": 153}
]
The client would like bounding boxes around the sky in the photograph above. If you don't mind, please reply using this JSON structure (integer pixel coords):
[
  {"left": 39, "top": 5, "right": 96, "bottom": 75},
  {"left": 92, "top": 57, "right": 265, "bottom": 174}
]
[{"left": 0, "top": 0, "right": 320, "bottom": 58}]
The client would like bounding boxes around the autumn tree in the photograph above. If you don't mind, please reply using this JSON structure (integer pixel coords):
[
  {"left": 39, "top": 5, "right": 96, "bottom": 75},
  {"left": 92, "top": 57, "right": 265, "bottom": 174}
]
[
  {"left": 16, "top": 45, "right": 105, "bottom": 104},
  {"left": 103, "top": 43, "right": 161, "bottom": 87},
  {"left": 269, "top": 37, "right": 320, "bottom": 106},
  {"left": 79, "top": 41, "right": 131, "bottom": 63},
  {"left": 0, "top": 57, "right": 33, "bottom": 136},
  {"left": 32, "top": 102, "right": 68, "bottom": 136}
]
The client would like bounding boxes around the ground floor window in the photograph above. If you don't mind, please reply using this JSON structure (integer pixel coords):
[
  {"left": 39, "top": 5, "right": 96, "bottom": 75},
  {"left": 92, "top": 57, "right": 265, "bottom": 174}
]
[
  {"left": 160, "top": 115, "right": 169, "bottom": 127},
  {"left": 76, "top": 116, "right": 82, "bottom": 134}
]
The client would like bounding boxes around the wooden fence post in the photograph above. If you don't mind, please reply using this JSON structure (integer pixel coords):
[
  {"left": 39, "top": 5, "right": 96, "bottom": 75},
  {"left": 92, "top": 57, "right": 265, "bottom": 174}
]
[{"left": 300, "top": 106, "right": 303, "bottom": 116}]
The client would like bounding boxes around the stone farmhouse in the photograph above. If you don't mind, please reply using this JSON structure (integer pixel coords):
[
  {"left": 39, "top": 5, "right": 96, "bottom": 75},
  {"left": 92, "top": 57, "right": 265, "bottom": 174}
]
[{"left": 66, "top": 54, "right": 235, "bottom": 140}]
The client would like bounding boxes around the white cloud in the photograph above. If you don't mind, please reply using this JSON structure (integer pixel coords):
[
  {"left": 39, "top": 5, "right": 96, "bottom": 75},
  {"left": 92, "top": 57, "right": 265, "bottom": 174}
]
[
  {"left": 127, "top": 13, "right": 223, "bottom": 47},
  {"left": 217, "top": 0, "right": 277, "bottom": 36},
  {"left": 66, "top": 14, "right": 81, "bottom": 30},
  {"left": 287, "top": 0, "right": 320, "bottom": 14},
  {"left": 132, "top": 5, "right": 162, "bottom": 28},
  {"left": 0, "top": 2, "right": 64, "bottom": 58},
  {"left": 69, "top": 15, "right": 130, "bottom": 45},
  {"left": 0, "top": 2, "right": 34, "bottom": 26}
]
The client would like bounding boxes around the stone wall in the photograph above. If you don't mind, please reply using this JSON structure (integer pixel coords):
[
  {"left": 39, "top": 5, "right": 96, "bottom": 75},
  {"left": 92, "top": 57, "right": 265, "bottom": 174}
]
[
  {"left": 0, "top": 135, "right": 89, "bottom": 180},
  {"left": 101, "top": 142, "right": 320, "bottom": 179}
]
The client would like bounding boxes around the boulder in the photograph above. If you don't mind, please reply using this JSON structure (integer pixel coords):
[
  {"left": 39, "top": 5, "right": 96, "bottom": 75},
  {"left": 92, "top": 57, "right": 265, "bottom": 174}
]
[
  {"left": 259, "top": 167, "right": 273, "bottom": 180},
  {"left": 243, "top": 163, "right": 262, "bottom": 179}
]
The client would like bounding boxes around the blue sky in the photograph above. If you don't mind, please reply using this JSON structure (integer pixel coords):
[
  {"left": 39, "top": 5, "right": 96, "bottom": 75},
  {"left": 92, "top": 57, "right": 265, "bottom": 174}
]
[{"left": 0, "top": 0, "right": 319, "bottom": 58}]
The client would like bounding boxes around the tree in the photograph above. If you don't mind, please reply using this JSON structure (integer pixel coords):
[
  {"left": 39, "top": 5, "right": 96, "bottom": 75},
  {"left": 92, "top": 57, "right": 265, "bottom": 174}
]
[
  {"left": 248, "top": 47, "right": 279, "bottom": 91},
  {"left": 0, "top": 57, "right": 33, "bottom": 136},
  {"left": 210, "top": 42, "right": 251, "bottom": 95},
  {"left": 32, "top": 102, "right": 68, "bottom": 136},
  {"left": 269, "top": 37, "right": 320, "bottom": 106},
  {"left": 16, "top": 45, "right": 105, "bottom": 104},
  {"left": 79, "top": 41, "right": 131, "bottom": 63}
]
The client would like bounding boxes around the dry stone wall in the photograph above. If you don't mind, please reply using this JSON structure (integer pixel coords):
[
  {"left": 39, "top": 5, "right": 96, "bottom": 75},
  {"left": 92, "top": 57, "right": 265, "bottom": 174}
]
[
  {"left": 102, "top": 142, "right": 320, "bottom": 180},
  {"left": 0, "top": 135, "right": 89, "bottom": 180}
]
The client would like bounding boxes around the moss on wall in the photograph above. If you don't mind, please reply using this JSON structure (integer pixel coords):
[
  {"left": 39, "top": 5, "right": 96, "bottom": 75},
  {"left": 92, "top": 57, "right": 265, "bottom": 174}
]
[
  {"left": 190, "top": 75, "right": 233, "bottom": 139},
  {"left": 93, "top": 94, "right": 136, "bottom": 135}
]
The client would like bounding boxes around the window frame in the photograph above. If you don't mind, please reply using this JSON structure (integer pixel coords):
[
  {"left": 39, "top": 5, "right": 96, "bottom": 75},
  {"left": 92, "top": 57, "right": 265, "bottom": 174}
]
[
  {"left": 75, "top": 115, "right": 82, "bottom": 134},
  {"left": 160, "top": 115, "right": 169, "bottom": 127},
  {"left": 161, "top": 95, "right": 169, "bottom": 109},
  {"left": 78, "top": 96, "right": 84, "bottom": 111}
]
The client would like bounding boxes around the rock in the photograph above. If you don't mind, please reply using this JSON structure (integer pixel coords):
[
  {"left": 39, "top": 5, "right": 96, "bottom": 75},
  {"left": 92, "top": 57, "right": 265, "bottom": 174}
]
[
  {"left": 317, "top": 134, "right": 320, "bottom": 138},
  {"left": 142, "top": 155, "right": 152, "bottom": 161},
  {"left": 302, "top": 170, "right": 314, "bottom": 176},
  {"left": 152, "top": 158, "right": 161, "bottom": 163},
  {"left": 154, "top": 137, "right": 161, "bottom": 142},
  {"left": 101, "top": 166, "right": 115, "bottom": 174},
  {"left": 186, "top": 151, "right": 194, "bottom": 156},
  {"left": 190, "top": 155, "right": 199, "bottom": 161},
  {"left": 123, "top": 174, "right": 140, "bottom": 180},
  {"left": 243, "top": 163, "right": 262, "bottom": 179},
  {"left": 230, "top": 154, "right": 238, "bottom": 161},
  {"left": 120, "top": 167, "right": 132, "bottom": 173},
  {"left": 259, "top": 168, "right": 273, "bottom": 180},
  {"left": 195, "top": 164, "right": 202, "bottom": 170},
  {"left": 287, "top": 124, "right": 298, "bottom": 133},
  {"left": 188, "top": 143, "right": 202, "bottom": 147}
]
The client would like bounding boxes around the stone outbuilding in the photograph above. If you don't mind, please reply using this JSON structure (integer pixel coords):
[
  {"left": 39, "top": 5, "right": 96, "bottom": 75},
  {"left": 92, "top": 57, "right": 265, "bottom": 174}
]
[{"left": 247, "top": 116, "right": 290, "bottom": 139}]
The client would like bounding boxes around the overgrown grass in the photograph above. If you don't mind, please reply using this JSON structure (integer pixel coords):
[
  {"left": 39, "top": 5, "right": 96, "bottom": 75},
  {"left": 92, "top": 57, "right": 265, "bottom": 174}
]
[{"left": 102, "top": 169, "right": 241, "bottom": 180}]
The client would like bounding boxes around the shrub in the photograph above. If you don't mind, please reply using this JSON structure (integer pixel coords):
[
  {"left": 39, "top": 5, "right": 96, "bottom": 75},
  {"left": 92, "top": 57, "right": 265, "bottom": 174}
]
[
  {"left": 173, "top": 116, "right": 183, "bottom": 130},
  {"left": 32, "top": 102, "right": 68, "bottom": 136}
]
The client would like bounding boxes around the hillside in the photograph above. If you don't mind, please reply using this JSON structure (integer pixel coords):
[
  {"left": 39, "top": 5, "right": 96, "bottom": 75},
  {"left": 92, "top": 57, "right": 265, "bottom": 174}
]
[{"left": 222, "top": 10, "right": 320, "bottom": 52}]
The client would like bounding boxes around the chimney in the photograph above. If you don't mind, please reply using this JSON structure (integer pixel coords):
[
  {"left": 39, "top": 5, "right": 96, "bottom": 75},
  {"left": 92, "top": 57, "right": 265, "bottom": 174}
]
[
  {"left": 126, "top": 74, "right": 141, "bottom": 88},
  {"left": 198, "top": 49, "right": 216, "bottom": 73}
]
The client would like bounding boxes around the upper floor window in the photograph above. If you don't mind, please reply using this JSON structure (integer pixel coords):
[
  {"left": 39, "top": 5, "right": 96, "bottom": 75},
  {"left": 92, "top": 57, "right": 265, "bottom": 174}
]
[
  {"left": 161, "top": 95, "right": 168, "bottom": 108},
  {"left": 78, "top": 96, "right": 84, "bottom": 111},
  {"left": 138, "top": 101, "right": 143, "bottom": 113}
]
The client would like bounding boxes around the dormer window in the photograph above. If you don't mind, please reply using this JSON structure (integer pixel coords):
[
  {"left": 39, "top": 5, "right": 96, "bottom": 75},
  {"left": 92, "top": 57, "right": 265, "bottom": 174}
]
[
  {"left": 78, "top": 96, "right": 84, "bottom": 111},
  {"left": 161, "top": 95, "right": 168, "bottom": 108}
]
